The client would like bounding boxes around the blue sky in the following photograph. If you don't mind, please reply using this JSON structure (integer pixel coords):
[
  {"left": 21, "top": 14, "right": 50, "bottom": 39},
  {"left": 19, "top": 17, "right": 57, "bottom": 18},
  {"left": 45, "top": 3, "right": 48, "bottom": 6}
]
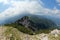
[
  {"left": 41, "top": 0, "right": 60, "bottom": 10},
  {"left": 0, "top": 3, "right": 11, "bottom": 13},
  {"left": 41, "top": 0, "right": 56, "bottom": 9}
]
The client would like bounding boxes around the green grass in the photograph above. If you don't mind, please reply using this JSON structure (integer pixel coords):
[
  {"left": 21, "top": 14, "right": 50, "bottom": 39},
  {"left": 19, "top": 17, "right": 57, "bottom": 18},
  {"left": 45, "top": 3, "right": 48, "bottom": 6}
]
[{"left": 4, "top": 26, "right": 21, "bottom": 40}]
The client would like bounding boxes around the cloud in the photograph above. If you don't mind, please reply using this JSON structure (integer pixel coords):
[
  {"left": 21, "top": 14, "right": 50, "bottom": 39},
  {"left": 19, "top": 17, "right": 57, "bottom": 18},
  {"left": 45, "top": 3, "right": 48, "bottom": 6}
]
[
  {"left": 0, "top": 0, "right": 60, "bottom": 18},
  {"left": 0, "top": 0, "right": 43, "bottom": 21},
  {"left": 0, "top": 0, "right": 10, "bottom": 4},
  {"left": 56, "top": 0, "right": 60, "bottom": 3},
  {"left": 0, "top": 0, "right": 44, "bottom": 24},
  {"left": 0, "top": 0, "right": 60, "bottom": 17},
  {"left": 58, "top": 3, "right": 60, "bottom": 6},
  {"left": 0, "top": 0, "right": 60, "bottom": 24}
]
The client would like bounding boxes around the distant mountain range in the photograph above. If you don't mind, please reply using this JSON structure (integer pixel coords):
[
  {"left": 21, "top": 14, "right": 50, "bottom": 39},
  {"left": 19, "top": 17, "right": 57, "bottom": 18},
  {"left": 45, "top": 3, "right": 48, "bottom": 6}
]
[
  {"left": 0, "top": 12, "right": 60, "bottom": 26},
  {"left": 40, "top": 15, "right": 60, "bottom": 26}
]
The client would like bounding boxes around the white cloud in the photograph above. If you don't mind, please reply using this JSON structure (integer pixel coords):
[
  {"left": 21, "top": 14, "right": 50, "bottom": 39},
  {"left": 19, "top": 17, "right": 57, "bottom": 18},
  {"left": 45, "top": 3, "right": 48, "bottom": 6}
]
[
  {"left": 0, "top": 0, "right": 60, "bottom": 24},
  {"left": 58, "top": 3, "right": 60, "bottom": 6},
  {"left": 56, "top": 0, "right": 60, "bottom": 3},
  {"left": 52, "top": 7, "right": 60, "bottom": 14},
  {"left": 0, "top": 0, "right": 60, "bottom": 18},
  {"left": 0, "top": 0, "right": 60, "bottom": 17},
  {"left": 0, "top": 0, "right": 43, "bottom": 20},
  {"left": 0, "top": 0, "right": 10, "bottom": 4}
]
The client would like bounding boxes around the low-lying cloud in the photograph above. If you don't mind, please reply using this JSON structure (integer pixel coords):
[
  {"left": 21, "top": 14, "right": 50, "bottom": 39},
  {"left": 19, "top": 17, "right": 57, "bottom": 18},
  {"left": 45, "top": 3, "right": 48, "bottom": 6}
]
[{"left": 0, "top": 0, "right": 60, "bottom": 24}]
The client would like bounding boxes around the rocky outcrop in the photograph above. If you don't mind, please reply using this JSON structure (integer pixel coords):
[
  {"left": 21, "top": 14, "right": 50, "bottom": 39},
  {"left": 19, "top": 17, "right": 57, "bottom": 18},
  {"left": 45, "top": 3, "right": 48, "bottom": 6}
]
[{"left": 50, "top": 29, "right": 60, "bottom": 37}]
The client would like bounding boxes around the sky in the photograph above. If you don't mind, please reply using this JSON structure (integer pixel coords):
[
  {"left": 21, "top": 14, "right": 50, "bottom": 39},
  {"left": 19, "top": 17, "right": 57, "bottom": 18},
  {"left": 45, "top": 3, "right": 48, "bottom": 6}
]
[{"left": 0, "top": 0, "right": 60, "bottom": 24}]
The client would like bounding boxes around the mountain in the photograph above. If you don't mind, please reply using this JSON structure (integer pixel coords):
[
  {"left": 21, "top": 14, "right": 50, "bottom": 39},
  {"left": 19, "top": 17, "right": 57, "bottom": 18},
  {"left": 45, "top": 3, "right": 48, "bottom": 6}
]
[
  {"left": 5, "top": 15, "right": 58, "bottom": 35},
  {"left": 34, "top": 14, "right": 60, "bottom": 28},
  {"left": 40, "top": 15, "right": 60, "bottom": 26}
]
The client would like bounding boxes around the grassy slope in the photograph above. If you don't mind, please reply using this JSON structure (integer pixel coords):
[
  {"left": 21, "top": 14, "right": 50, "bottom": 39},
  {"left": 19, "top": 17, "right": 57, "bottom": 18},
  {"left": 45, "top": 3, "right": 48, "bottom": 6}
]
[
  {"left": 0, "top": 26, "right": 21, "bottom": 40},
  {"left": 4, "top": 26, "right": 21, "bottom": 40},
  {"left": 0, "top": 26, "right": 60, "bottom": 40}
]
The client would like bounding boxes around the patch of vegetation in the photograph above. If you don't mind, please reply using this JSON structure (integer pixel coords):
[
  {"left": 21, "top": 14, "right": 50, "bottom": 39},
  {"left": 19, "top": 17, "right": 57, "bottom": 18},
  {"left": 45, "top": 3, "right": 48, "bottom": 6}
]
[
  {"left": 4, "top": 27, "right": 21, "bottom": 40},
  {"left": 5, "top": 24, "right": 34, "bottom": 35}
]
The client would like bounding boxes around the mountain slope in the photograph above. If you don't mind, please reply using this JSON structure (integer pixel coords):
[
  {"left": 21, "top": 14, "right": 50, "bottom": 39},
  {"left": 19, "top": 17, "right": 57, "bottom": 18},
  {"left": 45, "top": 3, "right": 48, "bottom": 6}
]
[
  {"left": 40, "top": 15, "right": 60, "bottom": 26},
  {"left": 5, "top": 15, "right": 58, "bottom": 34}
]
